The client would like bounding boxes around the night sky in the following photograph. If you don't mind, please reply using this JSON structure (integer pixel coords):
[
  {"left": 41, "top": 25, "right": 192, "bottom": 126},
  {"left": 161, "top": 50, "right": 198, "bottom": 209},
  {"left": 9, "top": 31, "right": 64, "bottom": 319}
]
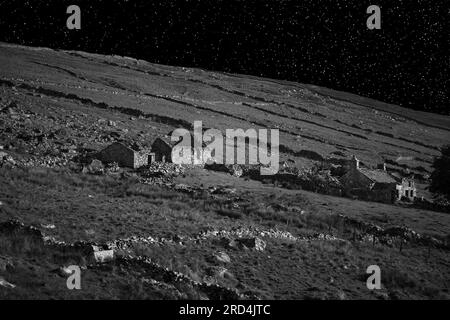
[{"left": 0, "top": 0, "right": 448, "bottom": 114}]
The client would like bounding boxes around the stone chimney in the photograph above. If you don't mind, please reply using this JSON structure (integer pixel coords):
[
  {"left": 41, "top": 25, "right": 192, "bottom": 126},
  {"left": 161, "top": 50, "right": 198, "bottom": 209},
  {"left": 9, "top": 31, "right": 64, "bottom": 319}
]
[{"left": 351, "top": 155, "right": 360, "bottom": 170}]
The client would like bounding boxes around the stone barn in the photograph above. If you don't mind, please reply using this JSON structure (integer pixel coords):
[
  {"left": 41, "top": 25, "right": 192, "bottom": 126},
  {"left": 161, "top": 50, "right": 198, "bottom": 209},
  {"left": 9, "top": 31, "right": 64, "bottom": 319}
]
[
  {"left": 152, "top": 134, "right": 209, "bottom": 165},
  {"left": 340, "top": 156, "right": 398, "bottom": 203},
  {"left": 97, "top": 142, "right": 154, "bottom": 169},
  {"left": 151, "top": 137, "right": 177, "bottom": 163}
]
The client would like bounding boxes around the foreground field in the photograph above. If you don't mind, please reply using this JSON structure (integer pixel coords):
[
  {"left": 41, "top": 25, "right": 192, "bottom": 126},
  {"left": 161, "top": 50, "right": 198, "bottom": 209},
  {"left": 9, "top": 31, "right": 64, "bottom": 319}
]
[{"left": 1, "top": 165, "right": 449, "bottom": 299}]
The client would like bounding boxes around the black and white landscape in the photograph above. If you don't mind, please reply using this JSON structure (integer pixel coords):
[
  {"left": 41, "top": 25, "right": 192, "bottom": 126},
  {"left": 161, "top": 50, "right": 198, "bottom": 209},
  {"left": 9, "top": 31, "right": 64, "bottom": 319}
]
[{"left": 0, "top": 0, "right": 449, "bottom": 301}]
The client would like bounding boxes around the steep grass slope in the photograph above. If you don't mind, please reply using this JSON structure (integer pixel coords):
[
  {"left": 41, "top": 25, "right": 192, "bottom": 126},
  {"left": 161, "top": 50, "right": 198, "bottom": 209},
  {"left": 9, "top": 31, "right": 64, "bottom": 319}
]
[{"left": 1, "top": 42, "right": 448, "bottom": 176}]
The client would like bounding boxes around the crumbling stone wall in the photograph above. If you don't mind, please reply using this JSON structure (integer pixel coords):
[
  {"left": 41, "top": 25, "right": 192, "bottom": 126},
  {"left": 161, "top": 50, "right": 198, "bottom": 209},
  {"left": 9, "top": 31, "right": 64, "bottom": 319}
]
[
  {"left": 133, "top": 151, "right": 149, "bottom": 169},
  {"left": 396, "top": 178, "right": 416, "bottom": 201}
]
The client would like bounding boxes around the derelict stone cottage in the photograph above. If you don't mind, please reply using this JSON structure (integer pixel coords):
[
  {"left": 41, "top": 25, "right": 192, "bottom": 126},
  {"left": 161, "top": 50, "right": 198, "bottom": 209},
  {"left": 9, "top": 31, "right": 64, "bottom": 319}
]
[
  {"left": 97, "top": 141, "right": 155, "bottom": 169},
  {"left": 340, "top": 156, "right": 398, "bottom": 203},
  {"left": 151, "top": 137, "right": 177, "bottom": 163},
  {"left": 151, "top": 134, "right": 209, "bottom": 165},
  {"left": 396, "top": 177, "right": 417, "bottom": 201}
]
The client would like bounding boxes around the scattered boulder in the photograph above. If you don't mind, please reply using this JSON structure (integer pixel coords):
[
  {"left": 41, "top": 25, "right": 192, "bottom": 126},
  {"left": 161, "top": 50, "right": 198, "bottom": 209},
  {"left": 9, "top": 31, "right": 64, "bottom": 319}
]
[
  {"left": 47, "top": 127, "right": 69, "bottom": 140},
  {"left": 337, "top": 291, "right": 347, "bottom": 300},
  {"left": 105, "top": 161, "right": 120, "bottom": 173},
  {"left": 205, "top": 163, "right": 243, "bottom": 177},
  {"left": 374, "top": 291, "right": 390, "bottom": 300},
  {"left": 83, "top": 159, "right": 105, "bottom": 175},
  {"left": 55, "top": 266, "right": 75, "bottom": 277},
  {"left": 229, "top": 164, "right": 243, "bottom": 177},
  {"left": 0, "top": 152, "right": 16, "bottom": 166},
  {"left": 215, "top": 251, "right": 231, "bottom": 264},
  {"left": 173, "top": 183, "right": 196, "bottom": 193},
  {"left": 85, "top": 229, "right": 96, "bottom": 236},
  {"left": 1, "top": 101, "right": 18, "bottom": 115},
  {"left": 0, "top": 277, "right": 15, "bottom": 289},
  {"left": 41, "top": 223, "right": 56, "bottom": 230},
  {"left": 214, "top": 237, "right": 233, "bottom": 248},
  {"left": 203, "top": 266, "right": 237, "bottom": 285},
  {"left": 208, "top": 186, "right": 237, "bottom": 195},
  {"left": 107, "top": 131, "right": 121, "bottom": 139}
]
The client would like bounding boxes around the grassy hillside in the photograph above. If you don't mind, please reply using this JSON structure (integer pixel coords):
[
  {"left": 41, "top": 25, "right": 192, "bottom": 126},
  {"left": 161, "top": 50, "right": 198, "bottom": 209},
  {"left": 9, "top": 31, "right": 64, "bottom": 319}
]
[
  {"left": 0, "top": 43, "right": 449, "bottom": 299},
  {"left": 1, "top": 42, "right": 448, "bottom": 175}
]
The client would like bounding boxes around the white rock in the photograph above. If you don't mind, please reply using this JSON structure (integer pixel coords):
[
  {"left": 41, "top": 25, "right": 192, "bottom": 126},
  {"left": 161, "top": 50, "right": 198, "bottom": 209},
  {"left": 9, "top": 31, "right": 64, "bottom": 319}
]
[
  {"left": 0, "top": 256, "right": 13, "bottom": 271},
  {"left": 58, "top": 266, "right": 74, "bottom": 276},
  {"left": 41, "top": 224, "right": 56, "bottom": 229},
  {"left": 93, "top": 249, "right": 114, "bottom": 263},
  {"left": 0, "top": 277, "right": 15, "bottom": 289},
  {"left": 215, "top": 251, "right": 231, "bottom": 263}
]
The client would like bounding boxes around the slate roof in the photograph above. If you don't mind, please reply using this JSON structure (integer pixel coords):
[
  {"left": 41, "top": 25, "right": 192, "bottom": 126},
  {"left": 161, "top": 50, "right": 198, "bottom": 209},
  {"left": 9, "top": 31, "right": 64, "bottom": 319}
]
[
  {"left": 156, "top": 136, "right": 180, "bottom": 147},
  {"left": 358, "top": 168, "right": 397, "bottom": 184},
  {"left": 107, "top": 141, "right": 151, "bottom": 153}
]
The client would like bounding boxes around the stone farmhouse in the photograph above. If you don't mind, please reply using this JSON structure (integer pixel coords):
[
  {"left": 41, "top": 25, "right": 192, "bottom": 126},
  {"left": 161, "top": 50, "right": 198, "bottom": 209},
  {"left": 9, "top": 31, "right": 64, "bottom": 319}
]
[
  {"left": 97, "top": 142, "right": 155, "bottom": 169},
  {"left": 340, "top": 156, "right": 408, "bottom": 204}
]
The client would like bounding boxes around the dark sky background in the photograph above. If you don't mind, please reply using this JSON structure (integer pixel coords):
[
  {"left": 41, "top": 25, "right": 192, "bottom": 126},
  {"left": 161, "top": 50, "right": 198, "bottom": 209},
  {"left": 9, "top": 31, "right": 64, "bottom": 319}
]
[{"left": 0, "top": 0, "right": 448, "bottom": 114}]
